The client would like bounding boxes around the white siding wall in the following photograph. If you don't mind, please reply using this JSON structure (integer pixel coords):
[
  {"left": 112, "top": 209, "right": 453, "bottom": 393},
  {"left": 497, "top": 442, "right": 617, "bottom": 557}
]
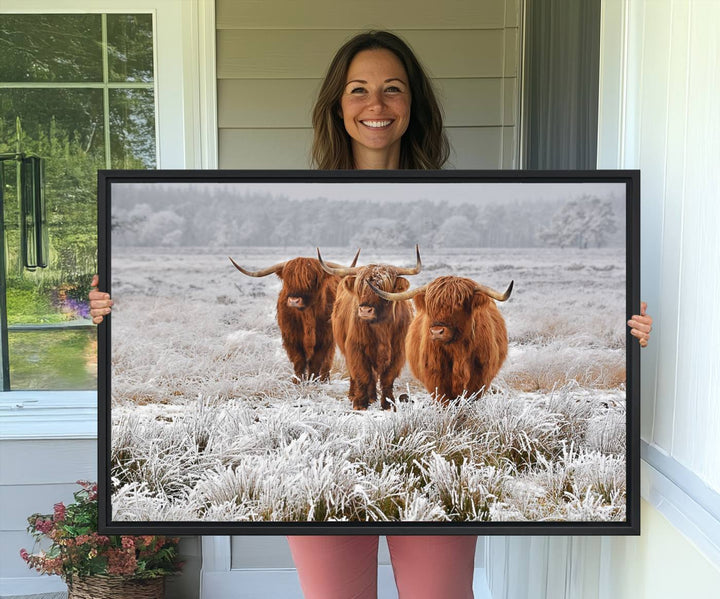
[
  {"left": 216, "top": 0, "right": 522, "bottom": 169},
  {"left": 0, "top": 442, "right": 95, "bottom": 594},
  {"left": 0, "top": 393, "right": 97, "bottom": 597},
  {"left": 485, "top": 1, "right": 720, "bottom": 597}
]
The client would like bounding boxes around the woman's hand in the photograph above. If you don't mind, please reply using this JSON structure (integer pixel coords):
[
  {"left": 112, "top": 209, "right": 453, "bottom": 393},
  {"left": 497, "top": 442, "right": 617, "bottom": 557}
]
[
  {"left": 88, "top": 274, "right": 113, "bottom": 324},
  {"left": 627, "top": 301, "right": 652, "bottom": 347}
]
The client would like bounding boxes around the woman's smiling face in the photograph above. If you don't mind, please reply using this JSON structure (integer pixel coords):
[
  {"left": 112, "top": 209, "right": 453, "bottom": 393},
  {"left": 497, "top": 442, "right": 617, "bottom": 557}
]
[{"left": 340, "top": 48, "right": 411, "bottom": 168}]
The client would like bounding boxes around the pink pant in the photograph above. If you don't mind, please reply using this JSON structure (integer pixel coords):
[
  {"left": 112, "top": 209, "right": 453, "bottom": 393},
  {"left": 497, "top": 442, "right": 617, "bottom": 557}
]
[{"left": 287, "top": 535, "right": 477, "bottom": 599}]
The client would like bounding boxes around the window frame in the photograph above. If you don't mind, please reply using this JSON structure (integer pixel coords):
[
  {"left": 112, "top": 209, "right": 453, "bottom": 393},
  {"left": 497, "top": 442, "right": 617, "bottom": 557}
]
[{"left": 0, "top": 0, "right": 217, "bottom": 439}]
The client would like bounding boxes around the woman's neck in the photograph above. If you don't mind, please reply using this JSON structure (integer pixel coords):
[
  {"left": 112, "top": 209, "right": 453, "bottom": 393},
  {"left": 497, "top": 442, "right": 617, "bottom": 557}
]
[{"left": 351, "top": 142, "right": 401, "bottom": 170}]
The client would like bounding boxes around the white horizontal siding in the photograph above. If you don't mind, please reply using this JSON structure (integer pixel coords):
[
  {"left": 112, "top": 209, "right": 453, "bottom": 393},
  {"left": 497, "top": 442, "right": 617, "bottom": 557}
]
[
  {"left": 216, "top": 0, "right": 521, "bottom": 172},
  {"left": 217, "top": 29, "right": 515, "bottom": 80},
  {"left": 216, "top": 0, "right": 514, "bottom": 30},
  {"left": 0, "top": 441, "right": 96, "bottom": 484},
  {"left": 218, "top": 126, "right": 513, "bottom": 170},
  {"left": 218, "top": 78, "right": 517, "bottom": 128}
]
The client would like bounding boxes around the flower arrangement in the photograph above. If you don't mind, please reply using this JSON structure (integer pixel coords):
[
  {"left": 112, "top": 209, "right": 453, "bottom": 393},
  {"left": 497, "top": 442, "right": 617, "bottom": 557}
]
[{"left": 20, "top": 481, "right": 182, "bottom": 584}]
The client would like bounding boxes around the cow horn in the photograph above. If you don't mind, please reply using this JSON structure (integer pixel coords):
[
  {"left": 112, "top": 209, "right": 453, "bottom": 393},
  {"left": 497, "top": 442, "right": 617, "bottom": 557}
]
[
  {"left": 349, "top": 248, "right": 361, "bottom": 267},
  {"left": 474, "top": 280, "right": 514, "bottom": 302},
  {"left": 317, "top": 248, "right": 359, "bottom": 276},
  {"left": 367, "top": 280, "right": 429, "bottom": 302},
  {"left": 229, "top": 257, "right": 285, "bottom": 277},
  {"left": 394, "top": 245, "right": 422, "bottom": 275}
]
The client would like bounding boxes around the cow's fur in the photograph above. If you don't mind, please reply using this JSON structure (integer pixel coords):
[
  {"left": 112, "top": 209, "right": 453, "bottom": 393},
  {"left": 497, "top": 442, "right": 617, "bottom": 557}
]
[
  {"left": 406, "top": 276, "right": 508, "bottom": 403},
  {"left": 333, "top": 265, "right": 413, "bottom": 410}
]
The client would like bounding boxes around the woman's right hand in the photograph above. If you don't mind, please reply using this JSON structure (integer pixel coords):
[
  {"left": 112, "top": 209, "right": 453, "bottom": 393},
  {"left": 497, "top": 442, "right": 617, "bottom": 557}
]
[
  {"left": 627, "top": 301, "right": 652, "bottom": 348},
  {"left": 89, "top": 274, "right": 113, "bottom": 324}
]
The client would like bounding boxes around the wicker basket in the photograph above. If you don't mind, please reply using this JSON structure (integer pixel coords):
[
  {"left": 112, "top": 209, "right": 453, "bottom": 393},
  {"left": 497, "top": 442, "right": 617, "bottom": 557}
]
[{"left": 67, "top": 575, "right": 165, "bottom": 599}]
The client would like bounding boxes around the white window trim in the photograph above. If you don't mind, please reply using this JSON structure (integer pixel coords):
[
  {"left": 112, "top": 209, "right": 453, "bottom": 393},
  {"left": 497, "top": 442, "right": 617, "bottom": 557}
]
[
  {"left": 0, "top": 1, "right": 217, "bottom": 440},
  {"left": 641, "top": 445, "right": 720, "bottom": 567},
  {"left": 0, "top": 391, "right": 96, "bottom": 439}
]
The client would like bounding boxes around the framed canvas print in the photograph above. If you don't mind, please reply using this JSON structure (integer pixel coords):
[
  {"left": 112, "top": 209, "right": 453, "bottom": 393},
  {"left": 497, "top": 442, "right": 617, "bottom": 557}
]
[{"left": 98, "top": 169, "right": 640, "bottom": 535}]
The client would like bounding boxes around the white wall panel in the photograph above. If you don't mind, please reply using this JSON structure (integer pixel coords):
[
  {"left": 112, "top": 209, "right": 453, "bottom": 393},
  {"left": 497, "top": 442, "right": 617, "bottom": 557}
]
[
  {"left": 599, "top": 0, "right": 720, "bottom": 488},
  {"left": 0, "top": 440, "right": 95, "bottom": 583},
  {"left": 652, "top": 0, "right": 689, "bottom": 454},
  {"left": 672, "top": 1, "right": 720, "bottom": 482},
  {"left": 230, "top": 536, "right": 296, "bottom": 569},
  {"left": 635, "top": 0, "right": 674, "bottom": 450}
]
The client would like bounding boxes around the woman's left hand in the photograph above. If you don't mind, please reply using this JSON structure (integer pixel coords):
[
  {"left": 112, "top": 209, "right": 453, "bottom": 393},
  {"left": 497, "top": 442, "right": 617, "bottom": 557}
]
[
  {"left": 89, "top": 274, "right": 113, "bottom": 324},
  {"left": 628, "top": 301, "right": 653, "bottom": 347}
]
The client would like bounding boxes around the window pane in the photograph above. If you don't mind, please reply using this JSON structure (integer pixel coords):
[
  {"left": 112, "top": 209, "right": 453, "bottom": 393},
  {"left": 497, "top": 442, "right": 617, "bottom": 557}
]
[
  {"left": 0, "top": 88, "right": 106, "bottom": 161},
  {"left": 110, "top": 89, "right": 156, "bottom": 169},
  {"left": 107, "top": 14, "right": 154, "bottom": 83},
  {"left": 2, "top": 90, "right": 102, "bottom": 390},
  {"left": 8, "top": 329, "right": 97, "bottom": 390},
  {"left": 0, "top": 14, "right": 103, "bottom": 82}
]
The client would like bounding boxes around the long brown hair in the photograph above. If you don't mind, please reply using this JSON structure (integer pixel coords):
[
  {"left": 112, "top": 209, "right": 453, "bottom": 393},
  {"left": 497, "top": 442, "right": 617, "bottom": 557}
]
[{"left": 311, "top": 31, "right": 449, "bottom": 170}]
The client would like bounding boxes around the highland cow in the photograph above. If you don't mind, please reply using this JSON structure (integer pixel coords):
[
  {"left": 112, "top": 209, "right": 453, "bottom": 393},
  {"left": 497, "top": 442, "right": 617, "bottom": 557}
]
[
  {"left": 229, "top": 250, "right": 359, "bottom": 382},
  {"left": 369, "top": 275, "right": 513, "bottom": 403},
  {"left": 318, "top": 247, "right": 422, "bottom": 410}
]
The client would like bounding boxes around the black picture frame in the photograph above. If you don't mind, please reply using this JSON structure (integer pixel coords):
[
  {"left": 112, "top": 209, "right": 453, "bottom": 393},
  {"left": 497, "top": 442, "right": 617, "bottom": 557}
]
[{"left": 98, "top": 169, "right": 640, "bottom": 536}]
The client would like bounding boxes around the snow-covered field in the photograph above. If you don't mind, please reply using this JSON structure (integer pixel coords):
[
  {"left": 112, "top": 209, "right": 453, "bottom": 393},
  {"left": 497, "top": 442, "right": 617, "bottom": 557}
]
[{"left": 110, "top": 246, "right": 628, "bottom": 523}]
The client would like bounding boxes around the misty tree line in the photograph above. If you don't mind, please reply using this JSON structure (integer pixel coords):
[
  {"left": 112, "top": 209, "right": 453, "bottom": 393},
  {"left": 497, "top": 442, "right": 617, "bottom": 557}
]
[
  {"left": 537, "top": 196, "right": 619, "bottom": 249},
  {"left": 112, "top": 188, "right": 623, "bottom": 249}
]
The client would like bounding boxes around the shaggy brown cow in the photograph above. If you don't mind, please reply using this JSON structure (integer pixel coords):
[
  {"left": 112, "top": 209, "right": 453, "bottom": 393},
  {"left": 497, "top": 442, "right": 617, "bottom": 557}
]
[
  {"left": 318, "top": 247, "right": 421, "bottom": 410},
  {"left": 229, "top": 251, "right": 359, "bottom": 382},
  {"left": 369, "top": 275, "right": 513, "bottom": 403}
]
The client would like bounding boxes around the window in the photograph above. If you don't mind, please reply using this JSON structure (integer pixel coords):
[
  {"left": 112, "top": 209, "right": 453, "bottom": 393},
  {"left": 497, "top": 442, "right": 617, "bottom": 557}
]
[{"left": 0, "top": 13, "right": 156, "bottom": 390}]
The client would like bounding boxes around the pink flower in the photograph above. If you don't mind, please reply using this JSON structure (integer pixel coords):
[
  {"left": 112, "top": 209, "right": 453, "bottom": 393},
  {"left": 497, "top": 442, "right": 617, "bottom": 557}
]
[
  {"left": 19, "top": 548, "right": 29, "bottom": 562},
  {"left": 34, "top": 518, "right": 54, "bottom": 535},
  {"left": 107, "top": 548, "right": 137, "bottom": 576},
  {"left": 43, "top": 556, "right": 64, "bottom": 576},
  {"left": 75, "top": 480, "right": 98, "bottom": 501},
  {"left": 53, "top": 503, "right": 66, "bottom": 522},
  {"left": 121, "top": 537, "right": 135, "bottom": 550},
  {"left": 137, "top": 535, "right": 156, "bottom": 547}
]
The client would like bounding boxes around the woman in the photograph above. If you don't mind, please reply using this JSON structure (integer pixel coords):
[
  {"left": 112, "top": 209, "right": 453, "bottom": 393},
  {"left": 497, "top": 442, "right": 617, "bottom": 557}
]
[{"left": 90, "top": 30, "right": 653, "bottom": 599}]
